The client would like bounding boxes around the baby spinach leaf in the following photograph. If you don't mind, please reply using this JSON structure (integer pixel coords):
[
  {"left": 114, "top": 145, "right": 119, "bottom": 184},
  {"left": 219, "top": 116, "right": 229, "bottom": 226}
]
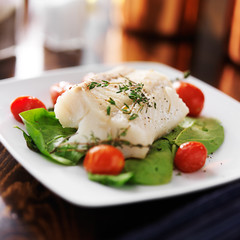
[
  {"left": 163, "top": 125, "right": 184, "bottom": 145},
  {"left": 88, "top": 172, "right": 133, "bottom": 186},
  {"left": 52, "top": 144, "right": 84, "bottom": 164},
  {"left": 163, "top": 117, "right": 195, "bottom": 144},
  {"left": 178, "top": 117, "right": 196, "bottom": 128},
  {"left": 175, "top": 118, "right": 224, "bottom": 154},
  {"left": 124, "top": 139, "right": 174, "bottom": 185},
  {"left": 15, "top": 126, "right": 39, "bottom": 153},
  {"left": 20, "top": 108, "right": 83, "bottom": 165}
]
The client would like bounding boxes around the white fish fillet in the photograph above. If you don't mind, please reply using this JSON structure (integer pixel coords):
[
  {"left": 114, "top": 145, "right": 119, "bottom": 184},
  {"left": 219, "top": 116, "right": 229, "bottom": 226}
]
[{"left": 54, "top": 67, "right": 189, "bottom": 159}]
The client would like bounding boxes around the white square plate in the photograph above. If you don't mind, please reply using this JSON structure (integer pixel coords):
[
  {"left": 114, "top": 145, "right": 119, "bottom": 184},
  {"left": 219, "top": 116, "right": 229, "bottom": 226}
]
[{"left": 0, "top": 62, "right": 240, "bottom": 207}]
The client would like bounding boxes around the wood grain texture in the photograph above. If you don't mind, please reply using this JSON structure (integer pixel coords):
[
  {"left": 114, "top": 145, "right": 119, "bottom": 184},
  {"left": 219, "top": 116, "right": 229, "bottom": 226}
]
[{"left": 0, "top": 143, "right": 94, "bottom": 240}]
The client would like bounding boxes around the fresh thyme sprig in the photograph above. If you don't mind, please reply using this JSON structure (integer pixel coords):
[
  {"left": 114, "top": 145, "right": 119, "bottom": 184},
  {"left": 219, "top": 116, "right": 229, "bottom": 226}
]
[
  {"left": 107, "top": 97, "right": 116, "bottom": 105},
  {"left": 118, "top": 75, "right": 151, "bottom": 108},
  {"left": 183, "top": 70, "right": 191, "bottom": 79},
  {"left": 129, "top": 113, "right": 138, "bottom": 120},
  {"left": 51, "top": 127, "right": 150, "bottom": 154},
  {"left": 87, "top": 80, "right": 110, "bottom": 89},
  {"left": 105, "top": 98, "right": 140, "bottom": 120},
  {"left": 87, "top": 74, "right": 154, "bottom": 120},
  {"left": 106, "top": 106, "right": 111, "bottom": 115},
  {"left": 174, "top": 70, "right": 191, "bottom": 82}
]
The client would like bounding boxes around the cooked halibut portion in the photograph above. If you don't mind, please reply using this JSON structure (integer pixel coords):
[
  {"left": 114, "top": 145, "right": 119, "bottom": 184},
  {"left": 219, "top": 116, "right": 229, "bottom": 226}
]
[{"left": 54, "top": 67, "right": 189, "bottom": 159}]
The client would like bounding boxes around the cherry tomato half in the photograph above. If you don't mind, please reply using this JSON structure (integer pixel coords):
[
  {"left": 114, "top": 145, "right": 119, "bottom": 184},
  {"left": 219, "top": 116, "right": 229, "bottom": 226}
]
[
  {"left": 50, "top": 81, "right": 72, "bottom": 105},
  {"left": 174, "top": 81, "right": 204, "bottom": 117},
  {"left": 10, "top": 96, "right": 46, "bottom": 123},
  {"left": 83, "top": 145, "right": 125, "bottom": 175},
  {"left": 174, "top": 141, "right": 207, "bottom": 173}
]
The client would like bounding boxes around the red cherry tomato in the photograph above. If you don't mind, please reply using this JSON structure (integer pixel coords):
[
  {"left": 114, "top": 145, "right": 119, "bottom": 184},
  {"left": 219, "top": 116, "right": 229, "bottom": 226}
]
[
  {"left": 174, "top": 81, "right": 204, "bottom": 117},
  {"left": 174, "top": 141, "right": 207, "bottom": 173},
  {"left": 50, "top": 81, "right": 72, "bottom": 105},
  {"left": 83, "top": 145, "right": 125, "bottom": 175},
  {"left": 10, "top": 96, "right": 46, "bottom": 123}
]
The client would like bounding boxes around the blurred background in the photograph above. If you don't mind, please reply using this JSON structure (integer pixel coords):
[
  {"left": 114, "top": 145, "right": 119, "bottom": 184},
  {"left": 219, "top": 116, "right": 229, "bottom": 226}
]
[{"left": 0, "top": 0, "right": 239, "bottom": 101}]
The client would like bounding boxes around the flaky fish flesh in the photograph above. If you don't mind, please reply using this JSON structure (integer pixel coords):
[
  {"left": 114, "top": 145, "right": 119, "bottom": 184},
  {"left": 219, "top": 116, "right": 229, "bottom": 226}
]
[{"left": 54, "top": 67, "right": 189, "bottom": 158}]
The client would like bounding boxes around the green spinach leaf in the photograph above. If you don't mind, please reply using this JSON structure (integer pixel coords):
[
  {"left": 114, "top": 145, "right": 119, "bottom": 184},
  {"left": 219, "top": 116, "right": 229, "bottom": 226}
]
[
  {"left": 20, "top": 108, "right": 84, "bottom": 165},
  {"left": 88, "top": 172, "right": 133, "bottom": 186},
  {"left": 175, "top": 117, "right": 224, "bottom": 154},
  {"left": 124, "top": 139, "right": 174, "bottom": 185}
]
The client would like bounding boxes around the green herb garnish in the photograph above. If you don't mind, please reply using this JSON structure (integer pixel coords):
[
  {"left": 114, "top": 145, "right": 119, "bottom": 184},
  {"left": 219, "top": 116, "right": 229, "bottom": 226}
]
[
  {"left": 87, "top": 80, "right": 110, "bottom": 89},
  {"left": 106, "top": 106, "right": 111, "bottom": 115},
  {"left": 88, "top": 75, "right": 154, "bottom": 121},
  {"left": 129, "top": 113, "right": 138, "bottom": 120},
  {"left": 183, "top": 70, "right": 191, "bottom": 79},
  {"left": 107, "top": 97, "right": 116, "bottom": 105}
]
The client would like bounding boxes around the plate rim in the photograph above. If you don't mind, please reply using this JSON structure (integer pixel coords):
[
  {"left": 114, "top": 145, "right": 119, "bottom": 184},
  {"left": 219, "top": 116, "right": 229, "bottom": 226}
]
[{"left": 0, "top": 61, "right": 240, "bottom": 207}]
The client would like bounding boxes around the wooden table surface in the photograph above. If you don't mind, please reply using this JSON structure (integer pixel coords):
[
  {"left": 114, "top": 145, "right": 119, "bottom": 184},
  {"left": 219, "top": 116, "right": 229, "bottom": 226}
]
[{"left": 0, "top": 1, "right": 240, "bottom": 239}]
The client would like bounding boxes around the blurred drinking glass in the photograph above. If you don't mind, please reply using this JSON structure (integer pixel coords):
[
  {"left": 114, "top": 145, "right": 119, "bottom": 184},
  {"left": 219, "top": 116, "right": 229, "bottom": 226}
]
[
  {"left": 0, "top": 0, "right": 24, "bottom": 59},
  {"left": 33, "top": 0, "right": 87, "bottom": 52}
]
